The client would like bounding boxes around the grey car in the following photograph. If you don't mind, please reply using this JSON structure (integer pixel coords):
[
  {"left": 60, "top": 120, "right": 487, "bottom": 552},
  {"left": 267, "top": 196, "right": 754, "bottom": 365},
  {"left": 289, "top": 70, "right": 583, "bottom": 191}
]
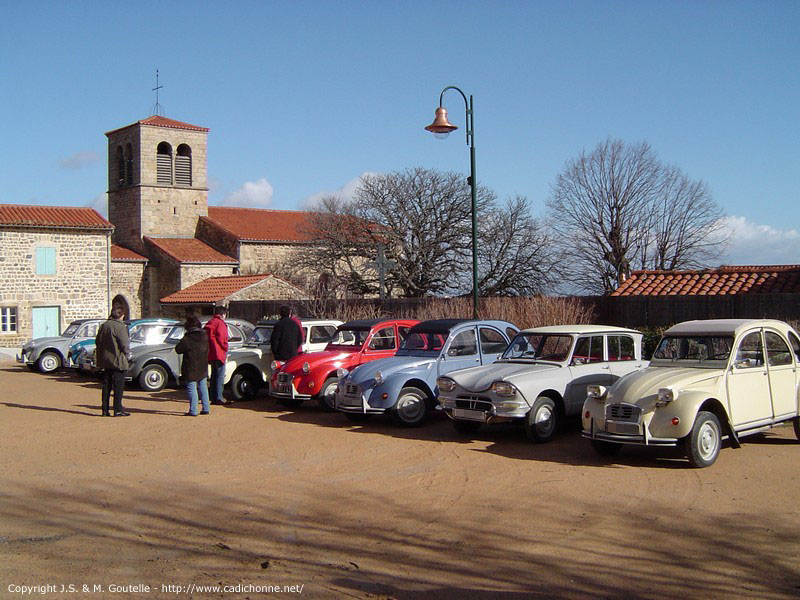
[
  {"left": 17, "top": 318, "right": 105, "bottom": 373},
  {"left": 125, "top": 317, "right": 255, "bottom": 392}
]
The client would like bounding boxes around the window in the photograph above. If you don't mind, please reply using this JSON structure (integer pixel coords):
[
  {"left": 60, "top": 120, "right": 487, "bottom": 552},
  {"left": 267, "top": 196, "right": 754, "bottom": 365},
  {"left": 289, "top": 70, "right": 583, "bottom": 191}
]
[
  {"left": 479, "top": 327, "right": 508, "bottom": 355},
  {"left": 0, "top": 307, "right": 17, "bottom": 333},
  {"left": 735, "top": 331, "right": 764, "bottom": 368},
  {"left": 608, "top": 335, "right": 635, "bottom": 361},
  {"left": 175, "top": 144, "right": 192, "bottom": 186},
  {"left": 125, "top": 143, "right": 133, "bottom": 185},
  {"left": 35, "top": 247, "right": 56, "bottom": 275},
  {"left": 116, "top": 146, "right": 125, "bottom": 188},
  {"left": 368, "top": 326, "right": 396, "bottom": 351},
  {"left": 398, "top": 326, "right": 412, "bottom": 341},
  {"left": 573, "top": 336, "right": 604, "bottom": 364},
  {"left": 156, "top": 142, "right": 173, "bottom": 184},
  {"left": 765, "top": 331, "right": 793, "bottom": 367},
  {"left": 789, "top": 331, "right": 800, "bottom": 362},
  {"left": 77, "top": 323, "right": 99, "bottom": 338},
  {"left": 310, "top": 325, "right": 337, "bottom": 344},
  {"left": 447, "top": 329, "right": 478, "bottom": 357}
]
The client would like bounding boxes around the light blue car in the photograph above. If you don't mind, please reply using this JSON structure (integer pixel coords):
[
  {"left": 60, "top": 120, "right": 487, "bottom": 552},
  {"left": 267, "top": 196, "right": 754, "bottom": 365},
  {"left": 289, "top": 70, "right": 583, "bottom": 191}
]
[{"left": 334, "top": 319, "right": 519, "bottom": 426}]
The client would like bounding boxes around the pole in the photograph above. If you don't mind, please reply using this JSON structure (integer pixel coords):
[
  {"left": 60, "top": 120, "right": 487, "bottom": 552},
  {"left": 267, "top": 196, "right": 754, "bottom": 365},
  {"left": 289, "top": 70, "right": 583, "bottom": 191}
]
[{"left": 468, "top": 95, "right": 478, "bottom": 319}]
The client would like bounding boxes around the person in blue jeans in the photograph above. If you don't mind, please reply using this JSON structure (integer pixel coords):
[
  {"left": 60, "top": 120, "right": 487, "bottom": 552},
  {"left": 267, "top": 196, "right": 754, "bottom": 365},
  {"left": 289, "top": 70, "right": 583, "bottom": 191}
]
[
  {"left": 176, "top": 315, "right": 210, "bottom": 416},
  {"left": 204, "top": 305, "right": 229, "bottom": 405}
]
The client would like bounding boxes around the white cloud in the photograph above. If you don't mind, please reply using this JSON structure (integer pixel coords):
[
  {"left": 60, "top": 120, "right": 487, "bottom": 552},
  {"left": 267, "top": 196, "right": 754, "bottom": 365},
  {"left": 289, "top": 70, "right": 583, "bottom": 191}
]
[
  {"left": 299, "top": 172, "right": 379, "bottom": 210},
  {"left": 89, "top": 193, "right": 107, "bottom": 217},
  {"left": 718, "top": 216, "right": 800, "bottom": 266},
  {"left": 222, "top": 178, "right": 274, "bottom": 208},
  {"left": 59, "top": 151, "right": 100, "bottom": 170}
]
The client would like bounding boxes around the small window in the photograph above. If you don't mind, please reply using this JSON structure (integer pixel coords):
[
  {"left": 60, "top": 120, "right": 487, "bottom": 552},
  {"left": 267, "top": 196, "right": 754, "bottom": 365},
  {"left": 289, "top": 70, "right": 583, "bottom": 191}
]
[
  {"left": 310, "top": 325, "right": 337, "bottom": 344},
  {"left": 735, "top": 331, "right": 764, "bottom": 369},
  {"left": 398, "top": 326, "right": 412, "bottom": 341},
  {"left": 608, "top": 335, "right": 635, "bottom": 361},
  {"left": 125, "top": 143, "right": 133, "bottom": 185},
  {"left": 368, "top": 326, "right": 396, "bottom": 351},
  {"left": 175, "top": 144, "right": 192, "bottom": 186},
  {"left": 156, "top": 142, "right": 173, "bottom": 184},
  {"left": 479, "top": 327, "right": 508, "bottom": 355},
  {"left": 765, "top": 331, "right": 793, "bottom": 367},
  {"left": 447, "top": 329, "right": 478, "bottom": 357},
  {"left": 789, "top": 331, "right": 800, "bottom": 362},
  {"left": 0, "top": 307, "right": 17, "bottom": 333},
  {"left": 35, "top": 247, "right": 56, "bottom": 275},
  {"left": 116, "top": 146, "right": 125, "bottom": 188},
  {"left": 573, "top": 336, "right": 604, "bottom": 364}
]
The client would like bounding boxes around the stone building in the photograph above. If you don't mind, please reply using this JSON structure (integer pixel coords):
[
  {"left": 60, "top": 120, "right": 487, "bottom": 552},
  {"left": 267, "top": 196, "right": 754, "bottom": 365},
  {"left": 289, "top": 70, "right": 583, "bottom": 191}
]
[{"left": 0, "top": 204, "right": 114, "bottom": 346}]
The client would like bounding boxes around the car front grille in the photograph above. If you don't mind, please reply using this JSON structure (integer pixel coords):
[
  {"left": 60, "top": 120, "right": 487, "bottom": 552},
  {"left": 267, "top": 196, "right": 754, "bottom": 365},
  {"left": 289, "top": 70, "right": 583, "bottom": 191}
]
[
  {"left": 277, "top": 372, "right": 292, "bottom": 384},
  {"left": 606, "top": 403, "right": 641, "bottom": 423},
  {"left": 344, "top": 384, "right": 361, "bottom": 396},
  {"left": 454, "top": 395, "right": 494, "bottom": 412}
]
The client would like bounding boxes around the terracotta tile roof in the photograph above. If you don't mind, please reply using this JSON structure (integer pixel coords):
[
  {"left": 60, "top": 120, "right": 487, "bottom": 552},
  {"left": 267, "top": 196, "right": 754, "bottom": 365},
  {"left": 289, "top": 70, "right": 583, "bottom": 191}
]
[
  {"left": 111, "top": 245, "right": 148, "bottom": 262},
  {"left": 160, "top": 274, "right": 274, "bottom": 303},
  {"left": 105, "top": 115, "right": 209, "bottom": 136},
  {"left": 203, "top": 206, "right": 314, "bottom": 243},
  {"left": 612, "top": 266, "right": 800, "bottom": 296},
  {"left": 0, "top": 204, "right": 113, "bottom": 230},
  {"left": 144, "top": 237, "right": 237, "bottom": 264}
]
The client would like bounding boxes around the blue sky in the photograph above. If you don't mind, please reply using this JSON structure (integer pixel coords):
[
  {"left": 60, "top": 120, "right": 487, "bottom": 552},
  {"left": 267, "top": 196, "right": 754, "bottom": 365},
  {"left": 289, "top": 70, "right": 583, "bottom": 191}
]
[{"left": 1, "top": 0, "right": 798, "bottom": 265}]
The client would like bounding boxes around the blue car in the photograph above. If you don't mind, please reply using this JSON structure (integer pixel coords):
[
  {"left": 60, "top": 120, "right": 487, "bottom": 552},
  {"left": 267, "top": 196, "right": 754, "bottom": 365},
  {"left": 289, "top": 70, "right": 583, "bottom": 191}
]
[{"left": 334, "top": 319, "right": 519, "bottom": 426}]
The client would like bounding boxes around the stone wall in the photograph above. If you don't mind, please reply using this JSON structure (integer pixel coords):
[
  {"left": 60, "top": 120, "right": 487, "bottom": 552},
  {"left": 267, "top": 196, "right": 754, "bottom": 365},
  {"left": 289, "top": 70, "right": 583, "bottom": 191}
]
[
  {"left": 110, "top": 261, "right": 147, "bottom": 319},
  {"left": 179, "top": 264, "right": 238, "bottom": 290},
  {"left": 0, "top": 228, "right": 110, "bottom": 346},
  {"left": 196, "top": 219, "right": 239, "bottom": 258},
  {"left": 239, "top": 242, "right": 300, "bottom": 274},
  {"left": 228, "top": 276, "right": 307, "bottom": 301}
]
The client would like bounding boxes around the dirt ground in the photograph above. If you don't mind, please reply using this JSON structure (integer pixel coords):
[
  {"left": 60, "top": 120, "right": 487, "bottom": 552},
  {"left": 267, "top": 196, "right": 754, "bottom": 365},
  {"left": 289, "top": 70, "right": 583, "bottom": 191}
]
[{"left": 1, "top": 357, "right": 799, "bottom": 600}]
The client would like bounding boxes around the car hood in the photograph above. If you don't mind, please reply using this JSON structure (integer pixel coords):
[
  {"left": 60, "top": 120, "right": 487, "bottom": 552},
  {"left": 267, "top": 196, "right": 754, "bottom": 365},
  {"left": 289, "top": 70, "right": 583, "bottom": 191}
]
[
  {"left": 608, "top": 366, "right": 725, "bottom": 404},
  {"left": 25, "top": 336, "right": 67, "bottom": 349},
  {"left": 349, "top": 356, "right": 436, "bottom": 384},
  {"left": 280, "top": 349, "right": 359, "bottom": 375},
  {"left": 446, "top": 361, "right": 561, "bottom": 391}
]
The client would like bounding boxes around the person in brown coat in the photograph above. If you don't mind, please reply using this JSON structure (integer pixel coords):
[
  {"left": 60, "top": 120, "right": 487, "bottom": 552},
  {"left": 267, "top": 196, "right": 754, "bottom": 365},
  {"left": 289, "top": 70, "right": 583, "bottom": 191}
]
[
  {"left": 95, "top": 306, "right": 131, "bottom": 417},
  {"left": 175, "top": 315, "right": 210, "bottom": 416}
]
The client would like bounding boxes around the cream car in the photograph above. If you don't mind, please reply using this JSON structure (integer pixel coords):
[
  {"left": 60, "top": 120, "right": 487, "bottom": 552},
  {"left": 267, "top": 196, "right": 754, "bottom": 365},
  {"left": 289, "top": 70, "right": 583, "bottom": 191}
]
[{"left": 582, "top": 319, "right": 800, "bottom": 468}]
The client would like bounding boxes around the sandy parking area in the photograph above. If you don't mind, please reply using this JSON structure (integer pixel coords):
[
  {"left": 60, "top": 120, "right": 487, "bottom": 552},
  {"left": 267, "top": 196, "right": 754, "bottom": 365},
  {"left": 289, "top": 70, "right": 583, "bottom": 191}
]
[{"left": 1, "top": 358, "right": 799, "bottom": 599}]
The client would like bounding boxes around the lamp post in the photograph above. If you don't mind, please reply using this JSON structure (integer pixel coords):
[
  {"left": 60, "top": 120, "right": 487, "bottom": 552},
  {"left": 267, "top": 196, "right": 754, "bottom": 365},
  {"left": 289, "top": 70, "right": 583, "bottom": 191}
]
[{"left": 425, "top": 86, "right": 479, "bottom": 319}]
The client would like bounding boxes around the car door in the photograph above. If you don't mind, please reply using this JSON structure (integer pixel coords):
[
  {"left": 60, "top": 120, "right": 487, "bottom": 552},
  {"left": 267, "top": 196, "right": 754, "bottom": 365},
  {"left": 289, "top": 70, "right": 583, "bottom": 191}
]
[
  {"left": 440, "top": 326, "right": 481, "bottom": 376},
  {"left": 607, "top": 334, "right": 645, "bottom": 379},
  {"left": 567, "top": 335, "right": 612, "bottom": 409},
  {"left": 764, "top": 329, "right": 797, "bottom": 420},
  {"left": 727, "top": 329, "right": 773, "bottom": 427},
  {"left": 362, "top": 325, "right": 398, "bottom": 361},
  {"left": 478, "top": 326, "right": 509, "bottom": 365}
]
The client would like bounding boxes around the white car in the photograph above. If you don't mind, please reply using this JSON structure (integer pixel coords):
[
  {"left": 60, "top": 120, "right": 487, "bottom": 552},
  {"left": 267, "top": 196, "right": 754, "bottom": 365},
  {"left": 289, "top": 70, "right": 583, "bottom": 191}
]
[
  {"left": 583, "top": 319, "right": 800, "bottom": 467},
  {"left": 437, "top": 325, "right": 646, "bottom": 441},
  {"left": 225, "top": 319, "right": 341, "bottom": 400}
]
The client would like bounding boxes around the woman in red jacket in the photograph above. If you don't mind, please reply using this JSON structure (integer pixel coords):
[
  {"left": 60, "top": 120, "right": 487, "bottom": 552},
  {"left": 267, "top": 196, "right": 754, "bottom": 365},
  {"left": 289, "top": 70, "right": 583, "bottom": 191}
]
[{"left": 204, "top": 305, "right": 229, "bottom": 405}]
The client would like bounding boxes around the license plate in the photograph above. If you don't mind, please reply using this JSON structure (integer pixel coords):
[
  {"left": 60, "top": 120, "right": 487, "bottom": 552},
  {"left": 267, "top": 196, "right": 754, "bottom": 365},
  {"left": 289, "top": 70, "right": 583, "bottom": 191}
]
[
  {"left": 278, "top": 383, "right": 291, "bottom": 394},
  {"left": 452, "top": 408, "right": 485, "bottom": 421},
  {"left": 341, "top": 395, "right": 361, "bottom": 406},
  {"left": 605, "top": 421, "right": 639, "bottom": 435}
]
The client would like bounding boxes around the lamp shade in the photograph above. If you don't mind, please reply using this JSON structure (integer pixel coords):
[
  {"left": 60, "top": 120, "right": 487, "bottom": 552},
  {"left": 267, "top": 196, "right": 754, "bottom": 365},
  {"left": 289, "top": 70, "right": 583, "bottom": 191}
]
[{"left": 425, "top": 106, "right": 458, "bottom": 135}]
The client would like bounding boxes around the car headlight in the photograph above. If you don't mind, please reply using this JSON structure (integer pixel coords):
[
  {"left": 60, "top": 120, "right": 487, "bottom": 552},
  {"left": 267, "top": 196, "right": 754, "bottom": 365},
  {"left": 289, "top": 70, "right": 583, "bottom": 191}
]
[
  {"left": 374, "top": 371, "right": 383, "bottom": 385},
  {"left": 270, "top": 360, "right": 281, "bottom": 371},
  {"left": 492, "top": 381, "right": 517, "bottom": 397},
  {"left": 436, "top": 377, "right": 456, "bottom": 393},
  {"left": 302, "top": 362, "right": 311, "bottom": 374},
  {"left": 587, "top": 384, "right": 607, "bottom": 401},
  {"left": 337, "top": 367, "right": 349, "bottom": 379},
  {"left": 656, "top": 387, "right": 678, "bottom": 406}
]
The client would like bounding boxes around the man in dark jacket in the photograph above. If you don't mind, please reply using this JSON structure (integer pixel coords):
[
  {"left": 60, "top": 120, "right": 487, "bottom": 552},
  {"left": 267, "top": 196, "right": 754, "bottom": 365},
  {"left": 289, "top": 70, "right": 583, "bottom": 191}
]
[
  {"left": 176, "top": 315, "right": 210, "bottom": 416},
  {"left": 270, "top": 305, "right": 303, "bottom": 362},
  {"left": 95, "top": 306, "right": 131, "bottom": 417}
]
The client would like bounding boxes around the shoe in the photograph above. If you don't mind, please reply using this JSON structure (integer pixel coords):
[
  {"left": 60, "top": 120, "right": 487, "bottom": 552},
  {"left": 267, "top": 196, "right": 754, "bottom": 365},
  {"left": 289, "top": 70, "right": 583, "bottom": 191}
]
[
  {"left": 102, "top": 412, "right": 111, "bottom": 417},
  {"left": 184, "top": 412, "right": 198, "bottom": 417},
  {"left": 211, "top": 400, "right": 226, "bottom": 405},
  {"left": 200, "top": 410, "right": 210, "bottom": 415},
  {"left": 114, "top": 411, "right": 131, "bottom": 417}
]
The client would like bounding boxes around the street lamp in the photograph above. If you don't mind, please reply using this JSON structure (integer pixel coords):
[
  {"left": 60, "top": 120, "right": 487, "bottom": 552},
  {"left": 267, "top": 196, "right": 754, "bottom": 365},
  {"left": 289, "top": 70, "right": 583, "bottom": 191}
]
[{"left": 425, "top": 86, "right": 479, "bottom": 319}]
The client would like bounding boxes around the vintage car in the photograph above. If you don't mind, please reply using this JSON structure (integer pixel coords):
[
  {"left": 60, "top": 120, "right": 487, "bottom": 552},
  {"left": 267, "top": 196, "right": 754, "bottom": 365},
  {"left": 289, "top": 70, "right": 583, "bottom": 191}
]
[
  {"left": 271, "top": 318, "right": 419, "bottom": 409},
  {"left": 336, "top": 319, "right": 519, "bottom": 427},
  {"left": 126, "top": 317, "right": 255, "bottom": 392},
  {"left": 70, "top": 318, "right": 179, "bottom": 373},
  {"left": 582, "top": 319, "right": 800, "bottom": 468},
  {"left": 17, "top": 318, "right": 105, "bottom": 373},
  {"left": 435, "top": 324, "right": 644, "bottom": 439},
  {"left": 225, "top": 318, "right": 341, "bottom": 400}
]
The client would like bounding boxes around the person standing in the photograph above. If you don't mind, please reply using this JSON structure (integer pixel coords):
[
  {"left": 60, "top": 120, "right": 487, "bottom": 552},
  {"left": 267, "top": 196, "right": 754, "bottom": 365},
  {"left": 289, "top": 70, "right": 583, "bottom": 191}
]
[
  {"left": 290, "top": 306, "right": 305, "bottom": 354},
  {"left": 204, "top": 305, "right": 229, "bottom": 405},
  {"left": 95, "top": 306, "right": 131, "bottom": 417},
  {"left": 270, "top": 305, "right": 303, "bottom": 362},
  {"left": 176, "top": 315, "right": 210, "bottom": 416}
]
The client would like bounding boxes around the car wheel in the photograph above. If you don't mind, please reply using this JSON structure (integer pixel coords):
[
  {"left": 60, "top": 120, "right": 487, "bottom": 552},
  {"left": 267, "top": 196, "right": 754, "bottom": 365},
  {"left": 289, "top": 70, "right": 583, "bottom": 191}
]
[
  {"left": 138, "top": 364, "right": 167, "bottom": 392},
  {"left": 230, "top": 371, "right": 259, "bottom": 401},
  {"left": 590, "top": 439, "right": 622, "bottom": 456},
  {"left": 684, "top": 411, "right": 722, "bottom": 468},
  {"left": 37, "top": 352, "right": 61, "bottom": 373},
  {"left": 392, "top": 387, "right": 428, "bottom": 427},
  {"left": 317, "top": 377, "right": 339, "bottom": 412},
  {"left": 453, "top": 419, "right": 482, "bottom": 435},
  {"left": 344, "top": 412, "right": 372, "bottom": 423},
  {"left": 525, "top": 396, "right": 558, "bottom": 443}
]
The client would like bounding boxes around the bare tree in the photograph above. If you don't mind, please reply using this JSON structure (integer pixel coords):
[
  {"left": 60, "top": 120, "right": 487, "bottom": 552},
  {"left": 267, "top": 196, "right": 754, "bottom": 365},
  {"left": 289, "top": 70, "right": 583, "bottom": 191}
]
[{"left": 547, "top": 138, "right": 727, "bottom": 294}]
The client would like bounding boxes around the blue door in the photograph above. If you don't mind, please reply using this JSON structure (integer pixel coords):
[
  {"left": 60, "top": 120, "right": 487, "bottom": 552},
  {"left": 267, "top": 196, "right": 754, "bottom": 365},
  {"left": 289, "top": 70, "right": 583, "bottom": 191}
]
[{"left": 32, "top": 306, "right": 60, "bottom": 339}]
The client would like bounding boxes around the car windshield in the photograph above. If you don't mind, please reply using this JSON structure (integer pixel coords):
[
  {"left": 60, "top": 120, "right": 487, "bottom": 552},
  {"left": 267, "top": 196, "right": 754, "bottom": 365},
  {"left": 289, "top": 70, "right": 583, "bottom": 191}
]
[
  {"left": 129, "top": 323, "right": 174, "bottom": 345},
  {"left": 397, "top": 331, "right": 447, "bottom": 356},
  {"left": 652, "top": 336, "right": 734, "bottom": 362},
  {"left": 62, "top": 323, "right": 81, "bottom": 337},
  {"left": 165, "top": 326, "right": 185, "bottom": 343},
  {"left": 327, "top": 328, "right": 369, "bottom": 347},
  {"left": 246, "top": 326, "right": 273, "bottom": 346},
  {"left": 501, "top": 333, "right": 574, "bottom": 362}
]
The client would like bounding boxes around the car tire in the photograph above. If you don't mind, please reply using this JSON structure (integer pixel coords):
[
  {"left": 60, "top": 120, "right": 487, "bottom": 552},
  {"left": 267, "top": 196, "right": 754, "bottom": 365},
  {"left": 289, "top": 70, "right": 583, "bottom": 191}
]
[
  {"left": 590, "top": 439, "right": 622, "bottom": 456},
  {"left": 37, "top": 351, "right": 61, "bottom": 373},
  {"left": 344, "top": 412, "right": 372, "bottom": 423},
  {"left": 793, "top": 416, "right": 800, "bottom": 441},
  {"left": 525, "top": 396, "right": 558, "bottom": 443},
  {"left": 317, "top": 377, "right": 339, "bottom": 412},
  {"left": 230, "top": 371, "right": 259, "bottom": 401},
  {"left": 138, "top": 364, "right": 167, "bottom": 392},
  {"left": 392, "top": 387, "right": 428, "bottom": 427},
  {"left": 453, "top": 419, "right": 482, "bottom": 435},
  {"left": 684, "top": 411, "right": 722, "bottom": 468}
]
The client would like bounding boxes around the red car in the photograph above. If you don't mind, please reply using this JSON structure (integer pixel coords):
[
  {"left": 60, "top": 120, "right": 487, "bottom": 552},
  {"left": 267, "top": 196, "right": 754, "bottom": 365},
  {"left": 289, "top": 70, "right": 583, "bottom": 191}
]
[{"left": 271, "top": 318, "right": 419, "bottom": 410}]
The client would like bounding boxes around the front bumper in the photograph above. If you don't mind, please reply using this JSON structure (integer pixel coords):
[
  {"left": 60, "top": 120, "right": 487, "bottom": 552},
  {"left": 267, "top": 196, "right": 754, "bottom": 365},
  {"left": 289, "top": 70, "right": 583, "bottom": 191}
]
[
  {"left": 582, "top": 417, "right": 678, "bottom": 447},
  {"left": 272, "top": 372, "right": 312, "bottom": 401},
  {"left": 335, "top": 382, "right": 389, "bottom": 414},
  {"left": 439, "top": 393, "right": 529, "bottom": 423}
]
